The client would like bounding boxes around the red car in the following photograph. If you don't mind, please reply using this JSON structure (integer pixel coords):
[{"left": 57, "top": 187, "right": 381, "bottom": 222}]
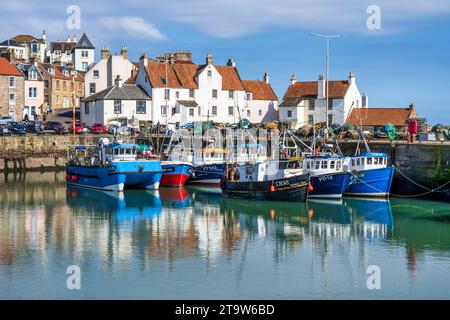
[
  {"left": 90, "top": 123, "right": 108, "bottom": 134},
  {"left": 68, "top": 122, "right": 85, "bottom": 134}
]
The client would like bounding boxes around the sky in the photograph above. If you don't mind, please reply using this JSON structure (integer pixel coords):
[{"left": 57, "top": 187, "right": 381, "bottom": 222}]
[{"left": 1, "top": 0, "right": 449, "bottom": 124}]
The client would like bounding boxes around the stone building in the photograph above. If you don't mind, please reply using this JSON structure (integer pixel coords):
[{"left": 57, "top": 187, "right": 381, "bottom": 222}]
[{"left": 0, "top": 57, "right": 24, "bottom": 119}]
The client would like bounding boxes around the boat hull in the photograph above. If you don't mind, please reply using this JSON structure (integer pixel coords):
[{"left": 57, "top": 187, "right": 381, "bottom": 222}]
[
  {"left": 344, "top": 166, "right": 394, "bottom": 197},
  {"left": 160, "top": 162, "right": 193, "bottom": 187},
  {"left": 66, "top": 161, "right": 163, "bottom": 192},
  {"left": 221, "top": 173, "right": 309, "bottom": 202},
  {"left": 187, "top": 163, "right": 224, "bottom": 186},
  {"left": 308, "top": 172, "right": 352, "bottom": 199}
]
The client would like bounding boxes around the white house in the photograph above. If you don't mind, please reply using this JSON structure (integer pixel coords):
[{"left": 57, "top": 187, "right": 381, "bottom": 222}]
[
  {"left": 135, "top": 52, "right": 247, "bottom": 127},
  {"left": 241, "top": 73, "right": 278, "bottom": 123},
  {"left": 73, "top": 33, "right": 95, "bottom": 72},
  {"left": 84, "top": 46, "right": 136, "bottom": 97},
  {"left": 9, "top": 31, "right": 47, "bottom": 63},
  {"left": 279, "top": 72, "right": 366, "bottom": 128},
  {"left": 80, "top": 76, "right": 152, "bottom": 126},
  {"left": 48, "top": 36, "right": 78, "bottom": 65},
  {"left": 0, "top": 39, "right": 27, "bottom": 61}
]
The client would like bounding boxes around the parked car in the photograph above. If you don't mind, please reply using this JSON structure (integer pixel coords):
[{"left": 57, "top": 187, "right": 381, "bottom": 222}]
[
  {"left": 0, "top": 116, "right": 14, "bottom": 126},
  {"left": 8, "top": 122, "right": 26, "bottom": 135},
  {"left": 68, "top": 122, "right": 86, "bottom": 134},
  {"left": 24, "top": 121, "right": 44, "bottom": 135},
  {"left": 44, "top": 121, "right": 65, "bottom": 134},
  {"left": 0, "top": 124, "right": 11, "bottom": 136},
  {"left": 90, "top": 123, "right": 108, "bottom": 134},
  {"left": 108, "top": 124, "right": 131, "bottom": 136}
]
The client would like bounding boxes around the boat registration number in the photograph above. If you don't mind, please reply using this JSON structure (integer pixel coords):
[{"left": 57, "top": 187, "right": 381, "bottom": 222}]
[
  {"left": 163, "top": 167, "right": 175, "bottom": 173},
  {"left": 274, "top": 180, "right": 289, "bottom": 187},
  {"left": 318, "top": 175, "right": 333, "bottom": 182},
  {"left": 107, "top": 166, "right": 116, "bottom": 172}
]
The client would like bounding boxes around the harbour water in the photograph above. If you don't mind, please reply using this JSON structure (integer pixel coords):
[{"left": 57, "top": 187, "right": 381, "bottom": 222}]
[{"left": 0, "top": 172, "right": 449, "bottom": 299}]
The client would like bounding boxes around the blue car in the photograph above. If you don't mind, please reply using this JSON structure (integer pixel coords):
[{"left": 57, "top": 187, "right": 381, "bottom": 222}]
[{"left": 8, "top": 122, "right": 25, "bottom": 135}]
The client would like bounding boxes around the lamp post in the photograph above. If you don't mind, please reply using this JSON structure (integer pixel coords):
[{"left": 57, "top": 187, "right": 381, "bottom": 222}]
[{"left": 310, "top": 33, "right": 344, "bottom": 139}]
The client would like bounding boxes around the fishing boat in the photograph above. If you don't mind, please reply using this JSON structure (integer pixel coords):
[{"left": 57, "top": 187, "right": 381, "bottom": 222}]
[
  {"left": 187, "top": 148, "right": 227, "bottom": 186},
  {"left": 344, "top": 153, "right": 394, "bottom": 197},
  {"left": 66, "top": 139, "right": 163, "bottom": 192},
  {"left": 220, "top": 162, "right": 310, "bottom": 202},
  {"left": 161, "top": 161, "right": 194, "bottom": 187},
  {"left": 284, "top": 155, "right": 352, "bottom": 199}
]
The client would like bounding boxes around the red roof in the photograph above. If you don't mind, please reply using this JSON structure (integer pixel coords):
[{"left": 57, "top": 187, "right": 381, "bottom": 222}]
[
  {"left": 283, "top": 80, "right": 350, "bottom": 100},
  {"left": 144, "top": 62, "right": 182, "bottom": 88},
  {"left": 215, "top": 66, "right": 244, "bottom": 91},
  {"left": 172, "top": 62, "right": 198, "bottom": 89},
  {"left": 347, "top": 107, "right": 417, "bottom": 127},
  {"left": 242, "top": 80, "right": 277, "bottom": 100},
  {"left": 0, "top": 57, "right": 23, "bottom": 76}
]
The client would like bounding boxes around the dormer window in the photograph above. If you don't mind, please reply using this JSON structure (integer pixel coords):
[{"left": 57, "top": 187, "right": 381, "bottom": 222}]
[
  {"left": 246, "top": 93, "right": 252, "bottom": 101},
  {"left": 29, "top": 70, "right": 37, "bottom": 80}
]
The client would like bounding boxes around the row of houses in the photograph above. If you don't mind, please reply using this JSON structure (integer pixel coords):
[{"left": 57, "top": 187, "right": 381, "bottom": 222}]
[{"left": 0, "top": 31, "right": 419, "bottom": 131}]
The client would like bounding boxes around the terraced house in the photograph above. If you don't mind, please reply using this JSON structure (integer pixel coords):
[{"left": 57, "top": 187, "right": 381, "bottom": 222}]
[
  {"left": 0, "top": 57, "right": 24, "bottom": 119},
  {"left": 37, "top": 63, "right": 84, "bottom": 112}
]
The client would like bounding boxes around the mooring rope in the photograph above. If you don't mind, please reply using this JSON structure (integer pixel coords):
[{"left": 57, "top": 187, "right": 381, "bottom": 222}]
[{"left": 346, "top": 170, "right": 450, "bottom": 198}]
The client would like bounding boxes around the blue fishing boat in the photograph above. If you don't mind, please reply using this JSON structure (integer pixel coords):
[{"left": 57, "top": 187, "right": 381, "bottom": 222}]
[
  {"left": 66, "top": 139, "right": 163, "bottom": 192},
  {"left": 344, "top": 153, "right": 394, "bottom": 197},
  {"left": 302, "top": 156, "right": 352, "bottom": 199},
  {"left": 187, "top": 148, "right": 227, "bottom": 186}
]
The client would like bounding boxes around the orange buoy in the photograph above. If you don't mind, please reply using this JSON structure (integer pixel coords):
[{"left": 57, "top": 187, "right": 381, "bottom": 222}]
[
  {"left": 270, "top": 209, "right": 275, "bottom": 220},
  {"left": 308, "top": 208, "right": 314, "bottom": 218},
  {"left": 65, "top": 174, "right": 71, "bottom": 181},
  {"left": 269, "top": 185, "right": 275, "bottom": 193},
  {"left": 71, "top": 175, "right": 78, "bottom": 182},
  {"left": 308, "top": 184, "right": 314, "bottom": 192}
]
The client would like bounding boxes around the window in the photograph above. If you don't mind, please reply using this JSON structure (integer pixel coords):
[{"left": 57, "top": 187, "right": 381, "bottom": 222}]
[
  {"left": 212, "top": 106, "right": 217, "bottom": 116},
  {"left": 258, "top": 110, "right": 262, "bottom": 116},
  {"left": 44, "top": 80, "right": 49, "bottom": 89},
  {"left": 315, "top": 161, "right": 320, "bottom": 170},
  {"left": 246, "top": 93, "right": 252, "bottom": 101},
  {"left": 352, "top": 159, "right": 356, "bottom": 166},
  {"left": 212, "top": 89, "right": 218, "bottom": 99},
  {"left": 44, "top": 95, "right": 49, "bottom": 103},
  {"left": 229, "top": 90, "right": 234, "bottom": 99},
  {"left": 85, "top": 103, "right": 89, "bottom": 114},
  {"left": 82, "top": 62, "right": 88, "bottom": 71},
  {"left": 28, "top": 87, "right": 37, "bottom": 98},
  {"left": 306, "top": 161, "right": 310, "bottom": 169},
  {"left": 361, "top": 158, "right": 365, "bottom": 165},
  {"left": 328, "top": 99, "right": 333, "bottom": 110},
  {"left": 136, "top": 100, "right": 146, "bottom": 114},
  {"left": 29, "top": 70, "right": 37, "bottom": 80},
  {"left": 189, "top": 89, "right": 194, "bottom": 98},
  {"left": 114, "top": 100, "right": 122, "bottom": 114},
  {"left": 328, "top": 114, "right": 333, "bottom": 126},
  {"left": 356, "top": 158, "right": 361, "bottom": 166},
  {"left": 336, "top": 161, "right": 341, "bottom": 170},
  {"left": 164, "top": 89, "right": 170, "bottom": 100},
  {"left": 330, "top": 161, "right": 335, "bottom": 169},
  {"left": 93, "top": 70, "right": 99, "bottom": 77},
  {"left": 56, "top": 95, "right": 60, "bottom": 103},
  {"left": 175, "top": 91, "right": 180, "bottom": 99},
  {"left": 32, "top": 44, "right": 38, "bottom": 53},
  {"left": 56, "top": 80, "right": 60, "bottom": 90},
  {"left": 89, "top": 83, "right": 96, "bottom": 94},
  {"left": 189, "top": 108, "right": 194, "bottom": 117},
  {"left": 367, "top": 158, "right": 373, "bottom": 165},
  {"left": 374, "top": 158, "right": 378, "bottom": 165},
  {"left": 161, "top": 105, "right": 168, "bottom": 116},
  {"left": 63, "top": 81, "right": 66, "bottom": 91},
  {"left": 9, "top": 76, "right": 15, "bottom": 88},
  {"left": 9, "top": 93, "right": 15, "bottom": 105},
  {"left": 228, "top": 106, "right": 234, "bottom": 116},
  {"left": 308, "top": 115, "right": 314, "bottom": 125},
  {"left": 308, "top": 99, "right": 315, "bottom": 110},
  {"left": 321, "top": 161, "right": 328, "bottom": 169},
  {"left": 198, "top": 107, "right": 201, "bottom": 116},
  {"left": 207, "top": 70, "right": 212, "bottom": 77},
  {"left": 287, "top": 110, "right": 292, "bottom": 118},
  {"left": 81, "top": 50, "right": 88, "bottom": 58},
  {"left": 247, "top": 110, "right": 251, "bottom": 117}
]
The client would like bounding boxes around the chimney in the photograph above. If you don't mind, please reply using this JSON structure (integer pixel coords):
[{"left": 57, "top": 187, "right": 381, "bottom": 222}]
[
  {"left": 318, "top": 74, "right": 325, "bottom": 99},
  {"left": 115, "top": 75, "right": 123, "bottom": 88},
  {"left": 101, "top": 45, "right": 110, "bottom": 60},
  {"left": 263, "top": 72, "right": 269, "bottom": 84},
  {"left": 42, "top": 30, "right": 46, "bottom": 43},
  {"left": 206, "top": 52, "right": 213, "bottom": 65},
  {"left": 362, "top": 93, "right": 368, "bottom": 108},
  {"left": 348, "top": 71, "right": 355, "bottom": 85},
  {"left": 226, "top": 58, "right": 235, "bottom": 67},
  {"left": 121, "top": 46, "right": 128, "bottom": 60},
  {"left": 140, "top": 53, "right": 148, "bottom": 67},
  {"left": 290, "top": 74, "right": 297, "bottom": 85}
]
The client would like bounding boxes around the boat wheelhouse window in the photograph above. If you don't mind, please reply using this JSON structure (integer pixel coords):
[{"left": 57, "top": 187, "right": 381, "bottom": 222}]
[
  {"left": 361, "top": 158, "right": 365, "bottom": 165},
  {"left": 125, "top": 148, "right": 132, "bottom": 155},
  {"left": 306, "top": 161, "right": 310, "bottom": 169},
  {"left": 374, "top": 158, "right": 378, "bottom": 165},
  {"left": 379, "top": 157, "right": 383, "bottom": 165},
  {"left": 357, "top": 158, "right": 361, "bottom": 166},
  {"left": 330, "top": 161, "right": 335, "bottom": 169},
  {"left": 367, "top": 157, "right": 372, "bottom": 165},
  {"left": 315, "top": 161, "right": 320, "bottom": 170},
  {"left": 336, "top": 161, "right": 341, "bottom": 170},
  {"left": 352, "top": 159, "right": 355, "bottom": 166},
  {"left": 114, "top": 148, "right": 119, "bottom": 155},
  {"left": 321, "top": 161, "right": 327, "bottom": 169}
]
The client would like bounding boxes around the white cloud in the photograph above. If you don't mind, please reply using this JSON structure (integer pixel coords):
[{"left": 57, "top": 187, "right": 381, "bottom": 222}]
[{"left": 97, "top": 16, "right": 167, "bottom": 41}]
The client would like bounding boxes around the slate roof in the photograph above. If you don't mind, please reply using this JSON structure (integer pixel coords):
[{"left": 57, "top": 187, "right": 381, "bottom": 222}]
[
  {"left": 50, "top": 41, "right": 77, "bottom": 52},
  {"left": 75, "top": 33, "right": 95, "bottom": 49},
  {"left": 83, "top": 84, "right": 151, "bottom": 102},
  {"left": 0, "top": 39, "right": 24, "bottom": 47},
  {"left": 177, "top": 100, "right": 198, "bottom": 107}
]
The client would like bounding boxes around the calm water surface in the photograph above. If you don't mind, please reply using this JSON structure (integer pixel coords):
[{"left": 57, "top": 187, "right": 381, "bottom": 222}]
[{"left": 0, "top": 172, "right": 449, "bottom": 299}]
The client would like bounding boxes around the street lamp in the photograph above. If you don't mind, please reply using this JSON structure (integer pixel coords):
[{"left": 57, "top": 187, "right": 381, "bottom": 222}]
[{"left": 310, "top": 32, "right": 344, "bottom": 139}]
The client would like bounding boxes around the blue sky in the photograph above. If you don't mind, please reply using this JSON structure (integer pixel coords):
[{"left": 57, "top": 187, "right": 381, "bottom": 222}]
[{"left": 1, "top": 0, "right": 449, "bottom": 124}]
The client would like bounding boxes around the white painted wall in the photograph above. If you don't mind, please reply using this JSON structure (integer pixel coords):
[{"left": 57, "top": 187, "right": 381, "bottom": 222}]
[
  {"left": 73, "top": 48, "right": 95, "bottom": 72},
  {"left": 244, "top": 99, "right": 278, "bottom": 123}
]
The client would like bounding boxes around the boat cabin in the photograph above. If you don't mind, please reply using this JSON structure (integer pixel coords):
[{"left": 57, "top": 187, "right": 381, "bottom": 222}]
[
  {"left": 104, "top": 143, "right": 139, "bottom": 162},
  {"left": 347, "top": 153, "right": 388, "bottom": 172},
  {"left": 303, "top": 156, "right": 347, "bottom": 176}
]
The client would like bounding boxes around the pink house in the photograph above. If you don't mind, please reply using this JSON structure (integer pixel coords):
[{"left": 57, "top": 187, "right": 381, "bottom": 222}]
[
  {"left": 242, "top": 73, "right": 278, "bottom": 123},
  {"left": 17, "top": 62, "right": 44, "bottom": 120}
]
